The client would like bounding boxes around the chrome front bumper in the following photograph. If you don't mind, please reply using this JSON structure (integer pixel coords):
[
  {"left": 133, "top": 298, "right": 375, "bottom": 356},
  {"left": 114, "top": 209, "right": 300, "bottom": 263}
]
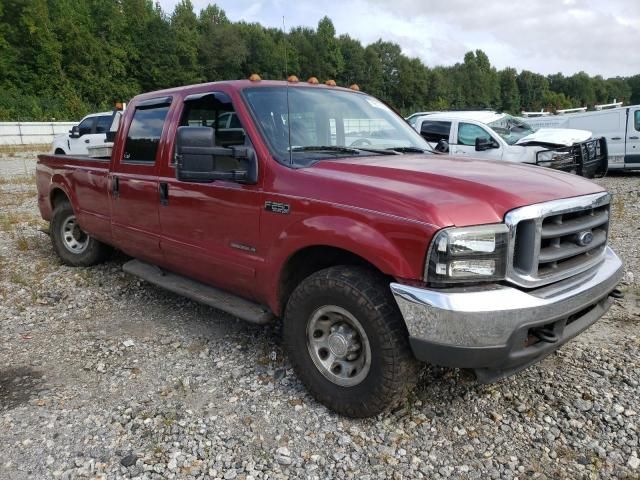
[{"left": 391, "top": 247, "right": 623, "bottom": 381}]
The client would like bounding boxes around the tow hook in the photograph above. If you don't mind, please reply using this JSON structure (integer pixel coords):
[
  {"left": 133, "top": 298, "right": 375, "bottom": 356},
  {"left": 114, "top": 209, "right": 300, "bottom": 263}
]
[
  {"left": 609, "top": 288, "right": 624, "bottom": 299},
  {"left": 531, "top": 327, "right": 559, "bottom": 344}
]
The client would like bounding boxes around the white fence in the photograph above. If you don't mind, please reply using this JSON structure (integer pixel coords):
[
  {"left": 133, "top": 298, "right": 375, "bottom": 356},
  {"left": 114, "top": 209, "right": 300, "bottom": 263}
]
[{"left": 0, "top": 121, "right": 76, "bottom": 145}]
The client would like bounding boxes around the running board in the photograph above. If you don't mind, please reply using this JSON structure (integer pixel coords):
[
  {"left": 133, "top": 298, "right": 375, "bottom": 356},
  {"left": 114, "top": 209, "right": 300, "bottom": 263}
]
[{"left": 122, "top": 259, "right": 273, "bottom": 324}]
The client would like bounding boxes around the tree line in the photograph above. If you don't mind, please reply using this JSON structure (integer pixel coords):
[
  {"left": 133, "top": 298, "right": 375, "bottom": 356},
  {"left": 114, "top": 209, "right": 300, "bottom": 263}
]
[{"left": 1, "top": 0, "right": 639, "bottom": 121}]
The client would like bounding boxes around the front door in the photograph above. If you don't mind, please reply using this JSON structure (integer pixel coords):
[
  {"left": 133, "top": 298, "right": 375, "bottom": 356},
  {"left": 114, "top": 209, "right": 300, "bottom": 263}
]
[
  {"left": 158, "top": 90, "right": 264, "bottom": 299},
  {"left": 626, "top": 107, "right": 640, "bottom": 167},
  {"left": 109, "top": 98, "right": 172, "bottom": 265},
  {"left": 68, "top": 116, "right": 95, "bottom": 155},
  {"left": 452, "top": 122, "right": 503, "bottom": 160}
]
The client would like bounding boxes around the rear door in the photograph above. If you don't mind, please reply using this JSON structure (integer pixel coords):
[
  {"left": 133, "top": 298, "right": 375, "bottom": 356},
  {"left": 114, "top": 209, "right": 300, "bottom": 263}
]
[
  {"left": 417, "top": 119, "right": 452, "bottom": 151},
  {"left": 87, "top": 114, "right": 112, "bottom": 148},
  {"left": 109, "top": 97, "right": 172, "bottom": 265},
  {"left": 157, "top": 90, "right": 263, "bottom": 299},
  {"left": 626, "top": 107, "right": 640, "bottom": 167}
]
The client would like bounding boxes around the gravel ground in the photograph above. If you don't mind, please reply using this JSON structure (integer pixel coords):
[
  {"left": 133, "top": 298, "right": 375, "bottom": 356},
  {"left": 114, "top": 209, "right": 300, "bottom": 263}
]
[{"left": 1, "top": 154, "right": 639, "bottom": 480}]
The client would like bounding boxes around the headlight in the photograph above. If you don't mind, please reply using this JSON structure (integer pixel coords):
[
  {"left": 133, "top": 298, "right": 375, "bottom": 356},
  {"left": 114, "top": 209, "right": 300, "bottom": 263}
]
[
  {"left": 536, "top": 150, "right": 573, "bottom": 167},
  {"left": 425, "top": 224, "right": 510, "bottom": 285}
]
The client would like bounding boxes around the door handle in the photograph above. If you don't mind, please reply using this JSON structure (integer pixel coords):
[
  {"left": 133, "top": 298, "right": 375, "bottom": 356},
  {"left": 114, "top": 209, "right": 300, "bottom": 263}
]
[
  {"left": 112, "top": 176, "right": 119, "bottom": 198},
  {"left": 630, "top": 136, "right": 639, "bottom": 140},
  {"left": 159, "top": 182, "right": 169, "bottom": 206},
  {"left": 84, "top": 139, "right": 90, "bottom": 143},
  {"left": 611, "top": 137, "right": 621, "bottom": 140}
]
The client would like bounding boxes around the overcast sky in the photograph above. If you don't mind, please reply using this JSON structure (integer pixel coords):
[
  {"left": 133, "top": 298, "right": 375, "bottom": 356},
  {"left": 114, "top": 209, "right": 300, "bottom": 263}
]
[{"left": 158, "top": 0, "right": 639, "bottom": 77}]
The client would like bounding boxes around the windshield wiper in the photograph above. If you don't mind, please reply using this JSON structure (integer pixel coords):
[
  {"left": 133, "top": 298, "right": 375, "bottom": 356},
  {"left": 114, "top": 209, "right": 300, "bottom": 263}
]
[
  {"left": 385, "top": 146, "right": 431, "bottom": 154},
  {"left": 290, "top": 145, "right": 361, "bottom": 154},
  {"left": 350, "top": 147, "right": 398, "bottom": 155}
]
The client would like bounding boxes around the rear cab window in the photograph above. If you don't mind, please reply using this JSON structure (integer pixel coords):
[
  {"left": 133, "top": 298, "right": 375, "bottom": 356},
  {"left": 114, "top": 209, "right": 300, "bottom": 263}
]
[
  {"left": 635, "top": 110, "right": 640, "bottom": 131},
  {"left": 123, "top": 102, "right": 171, "bottom": 164},
  {"left": 95, "top": 115, "right": 113, "bottom": 134}
]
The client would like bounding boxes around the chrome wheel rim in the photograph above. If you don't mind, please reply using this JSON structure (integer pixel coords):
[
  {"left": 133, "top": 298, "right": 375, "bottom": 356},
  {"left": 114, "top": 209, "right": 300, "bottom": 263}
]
[
  {"left": 61, "top": 215, "right": 89, "bottom": 254},
  {"left": 306, "top": 305, "right": 371, "bottom": 387}
]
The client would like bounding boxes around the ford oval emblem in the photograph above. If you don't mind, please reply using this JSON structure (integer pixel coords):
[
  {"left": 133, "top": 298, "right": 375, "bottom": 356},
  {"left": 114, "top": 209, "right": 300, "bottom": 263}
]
[{"left": 576, "top": 230, "right": 594, "bottom": 246}]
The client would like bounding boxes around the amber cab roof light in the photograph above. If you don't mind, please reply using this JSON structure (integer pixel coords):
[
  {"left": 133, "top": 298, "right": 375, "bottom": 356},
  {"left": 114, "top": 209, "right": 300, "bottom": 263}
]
[
  {"left": 287, "top": 75, "right": 299, "bottom": 83},
  {"left": 325, "top": 79, "right": 337, "bottom": 86},
  {"left": 307, "top": 77, "right": 319, "bottom": 84},
  {"left": 249, "top": 73, "right": 262, "bottom": 81},
  {"left": 349, "top": 84, "right": 360, "bottom": 91}
]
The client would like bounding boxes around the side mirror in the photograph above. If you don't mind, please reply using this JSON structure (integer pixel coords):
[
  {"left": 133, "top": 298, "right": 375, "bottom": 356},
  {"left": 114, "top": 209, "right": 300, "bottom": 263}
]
[
  {"left": 105, "top": 131, "right": 116, "bottom": 143},
  {"left": 69, "top": 126, "right": 80, "bottom": 138},
  {"left": 475, "top": 137, "right": 498, "bottom": 151},
  {"left": 175, "top": 126, "right": 257, "bottom": 184},
  {"left": 435, "top": 139, "right": 449, "bottom": 153}
]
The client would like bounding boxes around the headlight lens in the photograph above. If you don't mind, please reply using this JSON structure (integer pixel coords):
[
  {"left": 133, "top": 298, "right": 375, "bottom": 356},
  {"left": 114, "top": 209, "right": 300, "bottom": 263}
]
[
  {"left": 537, "top": 150, "right": 573, "bottom": 168},
  {"left": 426, "top": 224, "right": 509, "bottom": 285}
]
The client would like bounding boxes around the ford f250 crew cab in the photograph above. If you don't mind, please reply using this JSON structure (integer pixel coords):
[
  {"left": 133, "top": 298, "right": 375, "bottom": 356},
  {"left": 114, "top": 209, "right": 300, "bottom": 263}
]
[{"left": 36, "top": 79, "right": 623, "bottom": 417}]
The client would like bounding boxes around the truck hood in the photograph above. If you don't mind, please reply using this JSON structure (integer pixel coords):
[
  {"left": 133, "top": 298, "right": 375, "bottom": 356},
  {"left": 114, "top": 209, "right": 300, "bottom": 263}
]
[
  {"left": 303, "top": 155, "right": 604, "bottom": 227},
  {"left": 515, "top": 128, "right": 592, "bottom": 147}
]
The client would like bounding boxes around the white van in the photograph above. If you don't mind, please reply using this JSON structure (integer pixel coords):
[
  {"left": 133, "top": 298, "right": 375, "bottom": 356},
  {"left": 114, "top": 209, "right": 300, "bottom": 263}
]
[
  {"left": 51, "top": 111, "right": 120, "bottom": 155},
  {"left": 522, "top": 105, "right": 640, "bottom": 170},
  {"left": 411, "top": 111, "right": 608, "bottom": 177}
]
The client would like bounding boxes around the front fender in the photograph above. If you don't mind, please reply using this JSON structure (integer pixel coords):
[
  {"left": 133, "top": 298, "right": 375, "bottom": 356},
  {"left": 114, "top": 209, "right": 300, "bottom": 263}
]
[
  {"left": 261, "top": 213, "right": 435, "bottom": 313},
  {"left": 51, "top": 137, "right": 69, "bottom": 154}
]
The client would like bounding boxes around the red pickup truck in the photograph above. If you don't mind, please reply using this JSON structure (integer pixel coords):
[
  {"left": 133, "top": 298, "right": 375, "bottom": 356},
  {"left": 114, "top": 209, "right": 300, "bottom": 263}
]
[{"left": 36, "top": 79, "right": 623, "bottom": 417}]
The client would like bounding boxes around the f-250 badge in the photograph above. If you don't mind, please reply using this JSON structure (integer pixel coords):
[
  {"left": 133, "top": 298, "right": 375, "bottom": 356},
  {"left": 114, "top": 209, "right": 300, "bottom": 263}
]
[{"left": 265, "top": 200, "right": 290, "bottom": 214}]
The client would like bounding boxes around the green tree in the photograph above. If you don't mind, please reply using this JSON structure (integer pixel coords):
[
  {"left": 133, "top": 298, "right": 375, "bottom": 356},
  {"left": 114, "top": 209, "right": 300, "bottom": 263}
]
[
  {"left": 0, "top": 2, "right": 637, "bottom": 121},
  {"left": 314, "top": 17, "right": 343, "bottom": 81},
  {"left": 498, "top": 67, "right": 520, "bottom": 112},
  {"left": 198, "top": 6, "right": 247, "bottom": 81},
  {"left": 627, "top": 75, "right": 640, "bottom": 105},
  {"left": 517, "top": 70, "right": 549, "bottom": 111},
  {"left": 171, "top": 0, "right": 203, "bottom": 85}
]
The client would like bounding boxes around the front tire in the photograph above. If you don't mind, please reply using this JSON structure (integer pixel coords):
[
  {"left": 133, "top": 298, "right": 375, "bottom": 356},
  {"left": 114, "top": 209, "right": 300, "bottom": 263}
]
[
  {"left": 283, "top": 266, "right": 419, "bottom": 417},
  {"left": 50, "top": 201, "right": 111, "bottom": 266}
]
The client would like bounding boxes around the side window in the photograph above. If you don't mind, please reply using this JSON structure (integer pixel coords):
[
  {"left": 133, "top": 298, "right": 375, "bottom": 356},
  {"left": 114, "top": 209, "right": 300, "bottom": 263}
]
[
  {"left": 77, "top": 117, "right": 94, "bottom": 137},
  {"left": 178, "top": 92, "right": 247, "bottom": 171},
  {"left": 95, "top": 115, "right": 113, "bottom": 134},
  {"left": 123, "top": 105, "right": 170, "bottom": 163},
  {"left": 457, "top": 123, "right": 492, "bottom": 146},
  {"left": 420, "top": 120, "right": 451, "bottom": 143},
  {"left": 635, "top": 110, "right": 640, "bottom": 131}
]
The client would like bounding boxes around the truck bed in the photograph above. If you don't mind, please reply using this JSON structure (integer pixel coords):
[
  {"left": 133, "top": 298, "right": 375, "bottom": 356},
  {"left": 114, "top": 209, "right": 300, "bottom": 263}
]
[{"left": 36, "top": 153, "right": 112, "bottom": 243}]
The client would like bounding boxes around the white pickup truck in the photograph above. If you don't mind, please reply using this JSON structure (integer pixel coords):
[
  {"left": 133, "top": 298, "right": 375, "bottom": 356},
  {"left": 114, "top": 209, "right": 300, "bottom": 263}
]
[
  {"left": 409, "top": 111, "right": 608, "bottom": 178},
  {"left": 51, "top": 111, "right": 120, "bottom": 156}
]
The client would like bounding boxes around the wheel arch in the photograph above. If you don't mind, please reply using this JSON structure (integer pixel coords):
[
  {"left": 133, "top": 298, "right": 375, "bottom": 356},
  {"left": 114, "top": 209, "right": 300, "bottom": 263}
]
[
  {"left": 276, "top": 245, "right": 393, "bottom": 317},
  {"left": 50, "top": 186, "right": 71, "bottom": 210}
]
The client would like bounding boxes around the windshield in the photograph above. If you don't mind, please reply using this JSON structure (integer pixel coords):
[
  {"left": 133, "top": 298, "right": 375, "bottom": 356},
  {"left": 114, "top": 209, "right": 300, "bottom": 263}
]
[
  {"left": 243, "top": 86, "right": 432, "bottom": 166},
  {"left": 487, "top": 114, "right": 536, "bottom": 145}
]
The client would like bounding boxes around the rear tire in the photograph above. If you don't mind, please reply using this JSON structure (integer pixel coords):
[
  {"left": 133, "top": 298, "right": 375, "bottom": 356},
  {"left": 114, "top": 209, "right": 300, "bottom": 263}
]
[
  {"left": 50, "top": 201, "right": 111, "bottom": 266},
  {"left": 283, "top": 266, "right": 419, "bottom": 417},
  {"left": 54, "top": 148, "right": 66, "bottom": 155}
]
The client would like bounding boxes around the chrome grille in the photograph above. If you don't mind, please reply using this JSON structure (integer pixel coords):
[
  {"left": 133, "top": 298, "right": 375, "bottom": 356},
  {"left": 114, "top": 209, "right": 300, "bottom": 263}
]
[{"left": 505, "top": 192, "right": 610, "bottom": 288}]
